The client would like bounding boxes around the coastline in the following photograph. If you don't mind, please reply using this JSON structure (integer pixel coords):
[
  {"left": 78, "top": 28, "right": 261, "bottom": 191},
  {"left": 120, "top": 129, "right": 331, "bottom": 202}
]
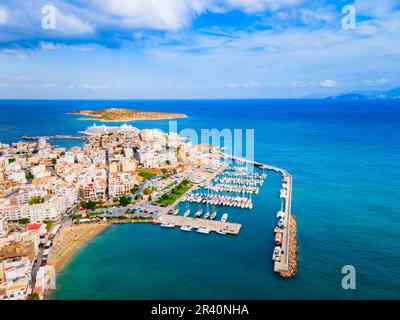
[
  {"left": 75, "top": 115, "right": 188, "bottom": 122},
  {"left": 49, "top": 220, "right": 155, "bottom": 272},
  {"left": 48, "top": 223, "right": 110, "bottom": 272}
]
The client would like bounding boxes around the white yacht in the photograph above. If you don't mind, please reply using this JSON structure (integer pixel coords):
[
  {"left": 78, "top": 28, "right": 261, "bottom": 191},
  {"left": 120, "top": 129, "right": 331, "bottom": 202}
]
[
  {"left": 277, "top": 211, "right": 285, "bottom": 219},
  {"left": 210, "top": 211, "right": 217, "bottom": 220},
  {"left": 173, "top": 208, "right": 179, "bottom": 215},
  {"left": 160, "top": 222, "right": 175, "bottom": 228},
  {"left": 194, "top": 208, "right": 202, "bottom": 218},
  {"left": 203, "top": 212, "right": 210, "bottom": 219},
  {"left": 183, "top": 210, "right": 191, "bottom": 217},
  {"left": 180, "top": 225, "right": 193, "bottom": 232},
  {"left": 272, "top": 246, "right": 282, "bottom": 261},
  {"left": 197, "top": 227, "right": 210, "bottom": 234},
  {"left": 221, "top": 213, "right": 228, "bottom": 222}
]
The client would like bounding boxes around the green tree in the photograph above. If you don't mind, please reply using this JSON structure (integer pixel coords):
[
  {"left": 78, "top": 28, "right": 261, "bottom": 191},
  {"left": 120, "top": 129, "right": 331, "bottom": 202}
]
[
  {"left": 119, "top": 196, "right": 131, "bottom": 207},
  {"left": 29, "top": 196, "right": 45, "bottom": 205},
  {"left": 86, "top": 200, "right": 97, "bottom": 210},
  {"left": 27, "top": 293, "right": 40, "bottom": 300},
  {"left": 18, "top": 218, "right": 30, "bottom": 225},
  {"left": 25, "top": 171, "right": 34, "bottom": 181}
]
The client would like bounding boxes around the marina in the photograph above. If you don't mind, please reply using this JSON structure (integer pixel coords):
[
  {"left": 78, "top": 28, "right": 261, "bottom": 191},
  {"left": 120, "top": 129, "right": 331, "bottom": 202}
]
[
  {"left": 217, "top": 154, "right": 297, "bottom": 277},
  {"left": 154, "top": 153, "right": 297, "bottom": 279}
]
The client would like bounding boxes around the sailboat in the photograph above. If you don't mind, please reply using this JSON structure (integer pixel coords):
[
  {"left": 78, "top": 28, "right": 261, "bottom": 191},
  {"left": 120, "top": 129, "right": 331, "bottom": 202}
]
[
  {"left": 210, "top": 205, "right": 217, "bottom": 220},
  {"left": 194, "top": 205, "right": 202, "bottom": 218},
  {"left": 183, "top": 202, "right": 191, "bottom": 217},
  {"left": 203, "top": 203, "right": 210, "bottom": 219}
]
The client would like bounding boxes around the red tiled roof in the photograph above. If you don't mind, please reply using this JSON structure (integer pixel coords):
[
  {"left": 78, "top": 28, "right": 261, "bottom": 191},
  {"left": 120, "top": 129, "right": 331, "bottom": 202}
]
[
  {"left": 27, "top": 224, "right": 42, "bottom": 231},
  {"left": 33, "top": 287, "right": 42, "bottom": 293}
]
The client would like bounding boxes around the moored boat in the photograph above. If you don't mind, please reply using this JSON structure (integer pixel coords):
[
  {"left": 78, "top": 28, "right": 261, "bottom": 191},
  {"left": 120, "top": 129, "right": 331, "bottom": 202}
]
[
  {"left": 221, "top": 213, "right": 228, "bottom": 222},
  {"left": 180, "top": 225, "right": 193, "bottom": 232},
  {"left": 160, "top": 222, "right": 175, "bottom": 228},
  {"left": 197, "top": 227, "right": 210, "bottom": 234}
]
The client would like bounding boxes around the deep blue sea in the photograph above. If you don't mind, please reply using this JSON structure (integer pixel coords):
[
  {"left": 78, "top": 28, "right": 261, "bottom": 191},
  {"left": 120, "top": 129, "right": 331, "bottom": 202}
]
[{"left": 0, "top": 99, "right": 399, "bottom": 299}]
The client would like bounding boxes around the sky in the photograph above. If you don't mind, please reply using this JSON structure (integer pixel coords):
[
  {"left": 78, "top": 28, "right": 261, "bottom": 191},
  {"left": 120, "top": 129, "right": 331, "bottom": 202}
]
[{"left": 0, "top": 0, "right": 399, "bottom": 99}]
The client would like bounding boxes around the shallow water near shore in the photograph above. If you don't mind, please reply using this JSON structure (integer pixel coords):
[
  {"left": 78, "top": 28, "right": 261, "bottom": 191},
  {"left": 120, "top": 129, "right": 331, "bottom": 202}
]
[{"left": 1, "top": 99, "right": 399, "bottom": 299}]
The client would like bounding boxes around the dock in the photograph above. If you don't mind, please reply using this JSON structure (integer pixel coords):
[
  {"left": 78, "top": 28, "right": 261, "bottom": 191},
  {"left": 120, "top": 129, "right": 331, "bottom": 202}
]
[
  {"left": 219, "top": 152, "right": 297, "bottom": 277},
  {"left": 22, "top": 135, "right": 88, "bottom": 141},
  {"left": 160, "top": 215, "right": 242, "bottom": 235}
]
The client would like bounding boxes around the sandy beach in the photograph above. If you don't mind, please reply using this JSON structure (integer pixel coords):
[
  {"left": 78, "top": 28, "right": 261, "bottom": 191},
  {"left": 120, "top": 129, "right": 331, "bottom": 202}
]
[{"left": 48, "top": 223, "right": 110, "bottom": 272}]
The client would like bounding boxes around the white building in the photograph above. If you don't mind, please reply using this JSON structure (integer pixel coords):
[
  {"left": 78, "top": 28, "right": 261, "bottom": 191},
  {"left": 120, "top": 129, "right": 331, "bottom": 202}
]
[
  {"left": 38, "top": 138, "right": 47, "bottom": 149},
  {"left": 33, "top": 265, "right": 56, "bottom": 300},
  {"left": 0, "top": 214, "right": 7, "bottom": 237},
  {"left": 20, "top": 196, "right": 66, "bottom": 223},
  {"left": 0, "top": 240, "right": 35, "bottom": 300},
  {"left": 109, "top": 173, "right": 138, "bottom": 198}
]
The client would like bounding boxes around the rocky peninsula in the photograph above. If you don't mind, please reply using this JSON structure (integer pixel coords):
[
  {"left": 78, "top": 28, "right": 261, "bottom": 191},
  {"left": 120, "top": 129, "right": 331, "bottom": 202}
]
[{"left": 68, "top": 108, "right": 187, "bottom": 122}]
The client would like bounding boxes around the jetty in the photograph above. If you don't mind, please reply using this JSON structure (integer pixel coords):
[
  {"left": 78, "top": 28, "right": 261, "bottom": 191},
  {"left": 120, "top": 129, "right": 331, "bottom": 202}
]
[
  {"left": 22, "top": 135, "right": 88, "bottom": 141},
  {"left": 160, "top": 215, "right": 242, "bottom": 235},
  {"left": 219, "top": 152, "right": 298, "bottom": 278}
]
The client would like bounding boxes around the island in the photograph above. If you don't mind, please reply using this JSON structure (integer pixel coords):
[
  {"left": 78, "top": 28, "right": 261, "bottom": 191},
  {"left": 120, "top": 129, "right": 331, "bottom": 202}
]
[{"left": 68, "top": 108, "right": 188, "bottom": 122}]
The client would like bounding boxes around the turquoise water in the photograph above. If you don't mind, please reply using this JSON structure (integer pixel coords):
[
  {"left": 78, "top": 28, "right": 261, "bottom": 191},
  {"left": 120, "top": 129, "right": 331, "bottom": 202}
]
[{"left": 0, "top": 99, "right": 399, "bottom": 299}]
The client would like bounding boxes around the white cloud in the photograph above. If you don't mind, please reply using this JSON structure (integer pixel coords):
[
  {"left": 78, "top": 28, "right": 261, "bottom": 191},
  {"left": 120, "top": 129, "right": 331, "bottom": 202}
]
[
  {"left": 224, "top": 82, "right": 238, "bottom": 89},
  {"left": 44, "top": 83, "right": 58, "bottom": 88},
  {"left": 95, "top": 0, "right": 206, "bottom": 31},
  {"left": 298, "top": 6, "right": 337, "bottom": 24},
  {"left": 354, "top": 0, "right": 398, "bottom": 19},
  {"left": 92, "top": 0, "right": 305, "bottom": 31},
  {"left": 1, "top": 48, "right": 30, "bottom": 59},
  {"left": 320, "top": 80, "right": 337, "bottom": 87},
  {"left": 363, "top": 78, "right": 389, "bottom": 86},
  {"left": 0, "top": 6, "right": 8, "bottom": 24},
  {"left": 56, "top": 8, "right": 95, "bottom": 35},
  {"left": 216, "top": 0, "right": 305, "bottom": 13},
  {"left": 40, "top": 41, "right": 101, "bottom": 52}
]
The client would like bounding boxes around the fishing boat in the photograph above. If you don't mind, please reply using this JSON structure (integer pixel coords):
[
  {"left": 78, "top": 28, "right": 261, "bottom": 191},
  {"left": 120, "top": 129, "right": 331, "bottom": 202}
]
[
  {"left": 221, "top": 213, "right": 228, "bottom": 222},
  {"left": 197, "top": 227, "right": 210, "bottom": 234}
]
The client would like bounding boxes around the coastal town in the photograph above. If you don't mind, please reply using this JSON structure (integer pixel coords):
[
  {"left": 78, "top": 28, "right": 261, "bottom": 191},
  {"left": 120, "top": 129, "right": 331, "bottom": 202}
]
[{"left": 0, "top": 123, "right": 297, "bottom": 300}]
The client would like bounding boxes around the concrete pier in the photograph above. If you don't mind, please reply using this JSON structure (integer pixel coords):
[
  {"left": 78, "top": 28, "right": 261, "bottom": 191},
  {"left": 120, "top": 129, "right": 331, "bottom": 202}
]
[{"left": 160, "top": 215, "right": 242, "bottom": 235}]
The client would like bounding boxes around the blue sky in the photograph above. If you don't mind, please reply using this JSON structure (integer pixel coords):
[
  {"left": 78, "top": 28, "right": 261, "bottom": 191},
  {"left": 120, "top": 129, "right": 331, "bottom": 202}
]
[{"left": 0, "top": 0, "right": 399, "bottom": 99}]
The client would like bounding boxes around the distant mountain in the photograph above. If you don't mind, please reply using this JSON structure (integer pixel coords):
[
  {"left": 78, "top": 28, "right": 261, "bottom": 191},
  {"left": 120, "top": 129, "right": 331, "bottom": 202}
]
[{"left": 326, "top": 87, "right": 400, "bottom": 100}]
